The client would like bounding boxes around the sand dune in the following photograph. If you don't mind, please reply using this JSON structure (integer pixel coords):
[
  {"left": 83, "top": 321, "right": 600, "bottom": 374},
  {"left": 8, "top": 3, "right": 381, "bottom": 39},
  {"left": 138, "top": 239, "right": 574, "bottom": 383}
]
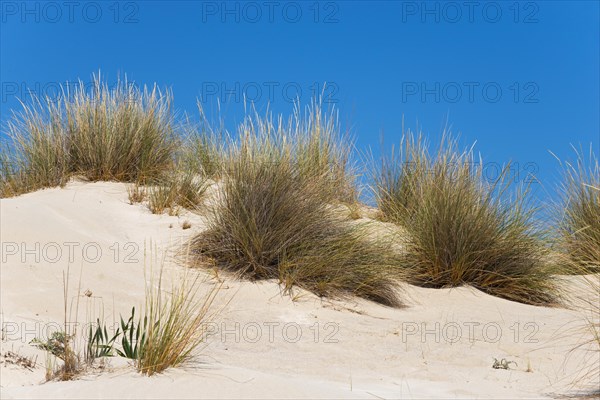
[{"left": 1, "top": 182, "right": 598, "bottom": 399}]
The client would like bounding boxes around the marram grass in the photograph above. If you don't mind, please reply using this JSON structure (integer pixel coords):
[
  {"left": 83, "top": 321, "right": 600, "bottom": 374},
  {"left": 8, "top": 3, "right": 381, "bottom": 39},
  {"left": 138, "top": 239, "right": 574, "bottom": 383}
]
[
  {"left": 375, "top": 133, "right": 559, "bottom": 306},
  {"left": 136, "top": 266, "right": 221, "bottom": 376},
  {"left": 553, "top": 146, "right": 600, "bottom": 272},
  {"left": 1, "top": 74, "right": 178, "bottom": 197},
  {"left": 146, "top": 171, "right": 208, "bottom": 215},
  {"left": 188, "top": 120, "right": 401, "bottom": 306}
]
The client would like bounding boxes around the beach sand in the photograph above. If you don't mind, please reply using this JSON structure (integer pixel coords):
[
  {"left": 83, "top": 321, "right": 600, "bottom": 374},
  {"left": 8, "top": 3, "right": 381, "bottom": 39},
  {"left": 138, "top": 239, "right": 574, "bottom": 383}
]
[{"left": 1, "top": 181, "right": 598, "bottom": 399}]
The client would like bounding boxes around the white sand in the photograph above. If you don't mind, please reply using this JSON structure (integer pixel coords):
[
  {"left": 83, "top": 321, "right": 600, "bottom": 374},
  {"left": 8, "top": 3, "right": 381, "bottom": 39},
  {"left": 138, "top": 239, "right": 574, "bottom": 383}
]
[{"left": 1, "top": 182, "right": 598, "bottom": 399}]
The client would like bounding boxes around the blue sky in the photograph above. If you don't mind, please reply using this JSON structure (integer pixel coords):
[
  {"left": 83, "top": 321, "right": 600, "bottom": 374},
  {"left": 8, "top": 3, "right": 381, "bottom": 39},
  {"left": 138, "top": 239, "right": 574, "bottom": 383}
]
[{"left": 1, "top": 1, "right": 598, "bottom": 202}]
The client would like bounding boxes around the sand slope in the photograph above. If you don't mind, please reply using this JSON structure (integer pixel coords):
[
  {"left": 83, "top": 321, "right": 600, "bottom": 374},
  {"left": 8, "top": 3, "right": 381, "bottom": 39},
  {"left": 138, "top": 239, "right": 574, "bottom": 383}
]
[{"left": 1, "top": 182, "right": 598, "bottom": 399}]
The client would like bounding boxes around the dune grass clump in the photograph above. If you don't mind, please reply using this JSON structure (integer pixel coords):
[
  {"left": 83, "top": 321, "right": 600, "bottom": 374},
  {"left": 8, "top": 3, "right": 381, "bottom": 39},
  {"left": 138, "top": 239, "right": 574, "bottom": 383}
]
[
  {"left": 188, "top": 121, "right": 401, "bottom": 306},
  {"left": 146, "top": 171, "right": 208, "bottom": 215},
  {"left": 375, "top": 133, "right": 557, "bottom": 306},
  {"left": 64, "top": 77, "right": 177, "bottom": 182},
  {"left": 127, "top": 183, "right": 147, "bottom": 204},
  {"left": 1, "top": 101, "right": 70, "bottom": 196},
  {"left": 0, "top": 74, "right": 178, "bottom": 197},
  {"left": 553, "top": 146, "right": 600, "bottom": 271},
  {"left": 134, "top": 268, "right": 221, "bottom": 376},
  {"left": 90, "top": 266, "right": 222, "bottom": 376}
]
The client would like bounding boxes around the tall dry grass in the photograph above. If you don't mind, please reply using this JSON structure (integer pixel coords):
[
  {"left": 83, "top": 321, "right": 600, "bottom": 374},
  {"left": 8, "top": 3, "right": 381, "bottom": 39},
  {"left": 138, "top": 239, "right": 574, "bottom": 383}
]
[
  {"left": 230, "top": 101, "right": 358, "bottom": 203},
  {"left": 553, "top": 146, "right": 600, "bottom": 271},
  {"left": 1, "top": 74, "right": 178, "bottom": 197},
  {"left": 188, "top": 114, "right": 401, "bottom": 306},
  {"left": 375, "top": 133, "right": 558, "bottom": 306},
  {"left": 146, "top": 171, "right": 208, "bottom": 215},
  {"left": 178, "top": 112, "right": 226, "bottom": 180},
  {"left": 292, "top": 101, "right": 357, "bottom": 203},
  {"left": 1, "top": 98, "right": 70, "bottom": 196},
  {"left": 136, "top": 266, "right": 221, "bottom": 375}
]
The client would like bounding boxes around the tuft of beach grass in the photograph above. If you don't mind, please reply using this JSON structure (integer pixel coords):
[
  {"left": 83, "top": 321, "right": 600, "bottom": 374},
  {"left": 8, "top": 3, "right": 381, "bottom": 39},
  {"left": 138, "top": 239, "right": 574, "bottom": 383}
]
[
  {"left": 1, "top": 73, "right": 178, "bottom": 197},
  {"left": 188, "top": 106, "right": 401, "bottom": 306},
  {"left": 375, "top": 132, "right": 559, "bottom": 306}
]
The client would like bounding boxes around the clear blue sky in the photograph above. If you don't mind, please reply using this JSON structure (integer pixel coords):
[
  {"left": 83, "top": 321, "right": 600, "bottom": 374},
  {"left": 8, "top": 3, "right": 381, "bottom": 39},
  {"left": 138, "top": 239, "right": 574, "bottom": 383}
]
[{"left": 1, "top": 1, "right": 598, "bottom": 202}]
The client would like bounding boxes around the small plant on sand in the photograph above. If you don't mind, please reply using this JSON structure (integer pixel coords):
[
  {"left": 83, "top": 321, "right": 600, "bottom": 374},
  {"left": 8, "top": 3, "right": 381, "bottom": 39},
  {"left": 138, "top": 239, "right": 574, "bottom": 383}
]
[
  {"left": 31, "top": 331, "right": 73, "bottom": 360},
  {"left": 375, "top": 132, "right": 557, "bottom": 306},
  {"left": 147, "top": 179, "right": 179, "bottom": 215},
  {"left": 133, "top": 266, "right": 222, "bottom": 375},
  {"left": 553, "top": 146, "right": 600, "bottom": 272},
  {"left": 147, "top": 171, "right": 208, "bottom": 215},
  {"left": 189, "top": 120, "right": 401, "bottom": 306},
  {"left": 128, "top": 183, "right": 147, "bottom": 204},
  {"left": 85, "top": 319, "right": 120, "bottom": 362},
  {"left": 492, "top": 358, "right": 517, "bottom": 370},
  {"left": 116, "top": 307, "right": 147, "bottom": 360},
  {"left": 31, "top": 268, "right": 83, "bottom": 381},
  {"left": 2, "top": 350, "right": 37, "bottom": 371}
]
